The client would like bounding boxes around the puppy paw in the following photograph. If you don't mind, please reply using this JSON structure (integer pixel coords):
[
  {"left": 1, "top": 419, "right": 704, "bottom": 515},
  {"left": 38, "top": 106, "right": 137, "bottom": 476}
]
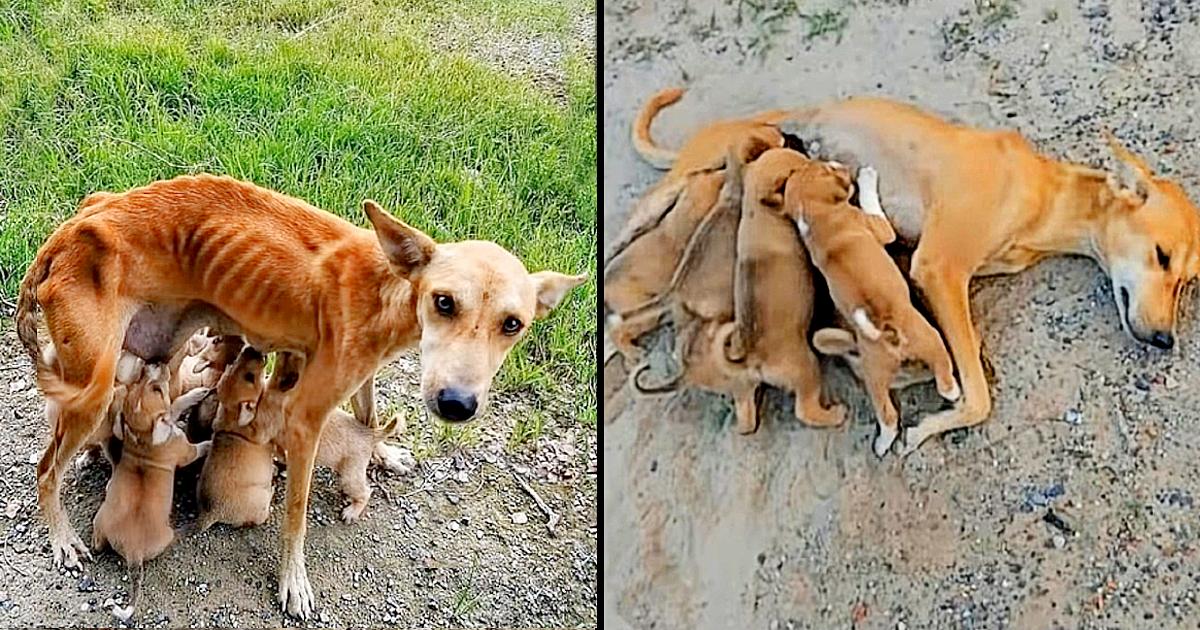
[
  {"left": 341, "top": 501, "right": 367, "bottom": 523},
  {"left": 873, "top": 424, "right": 899, "bottom": 458},
  {"left": 857, "top": 165, "right": 878, "bottom": 188},
  {"left": 373, "top": 442, "right": 417, "bottom": 475},
  {"left": 940, "top": 379, "right": 962, "bottom": 402}
]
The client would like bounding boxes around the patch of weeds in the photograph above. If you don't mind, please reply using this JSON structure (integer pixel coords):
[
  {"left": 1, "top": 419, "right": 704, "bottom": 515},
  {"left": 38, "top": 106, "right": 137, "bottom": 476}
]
[
  {"left": 450, "top": 585, "right": 480, "bottom": 619},
  {"left": 741, "top": 0, "right": 848, "bottom": 59},
  {"left": 977, "top": 0, "right": 1018, "bottom": 28},
  {"left": 508, "top": 409, "right": 547, "bottom": 450},
  {"left": 939, "top": 0, "right": 1019, "bottom": 60},
  {"left": 435, "top": 420, "right": 482, "bottom": 452}
]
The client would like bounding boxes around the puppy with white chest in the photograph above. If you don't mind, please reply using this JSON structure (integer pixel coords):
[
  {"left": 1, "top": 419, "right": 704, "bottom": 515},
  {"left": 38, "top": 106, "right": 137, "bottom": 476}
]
[
  {"left": 781, "top": 164, "right": 960, "bottom": 456},
  {"left": 91, "top": 361, "right": 211, "bottom": 621}
]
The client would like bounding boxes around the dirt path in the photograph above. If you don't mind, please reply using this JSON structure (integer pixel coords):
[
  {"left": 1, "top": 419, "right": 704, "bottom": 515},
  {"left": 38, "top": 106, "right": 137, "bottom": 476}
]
[
  {"left": 604, "top": 1, "right": 1200, "bottom": 628},
  {"left": 0, "top": 322, "right": 596, "bottom": 628}
]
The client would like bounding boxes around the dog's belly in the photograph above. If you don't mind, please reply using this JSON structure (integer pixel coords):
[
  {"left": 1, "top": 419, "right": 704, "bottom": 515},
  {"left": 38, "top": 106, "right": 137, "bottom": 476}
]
[
  {"left": 781, "top": 121, "right": 928, "bottom": 243},
  {"left": 123, "top": 301, "right": 305, "bottom": 363}
]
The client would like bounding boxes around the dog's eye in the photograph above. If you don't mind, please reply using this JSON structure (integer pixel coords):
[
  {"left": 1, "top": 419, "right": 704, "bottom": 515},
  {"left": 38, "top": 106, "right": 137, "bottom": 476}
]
[
  {"left": 502, "top": 316, "right": 523, "bottom": 336},
  {"left": 434, "top": 294, "right": 455, "bottom": 316},
  {"left": 1157, "top": 245, "right": 1171, "bottom": 271}
]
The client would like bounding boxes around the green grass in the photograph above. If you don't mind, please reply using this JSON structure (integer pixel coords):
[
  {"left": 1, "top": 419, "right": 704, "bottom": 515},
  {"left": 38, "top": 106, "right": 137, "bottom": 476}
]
[{"left": 0, "top": 0, "right": 596, "bottom": 415}]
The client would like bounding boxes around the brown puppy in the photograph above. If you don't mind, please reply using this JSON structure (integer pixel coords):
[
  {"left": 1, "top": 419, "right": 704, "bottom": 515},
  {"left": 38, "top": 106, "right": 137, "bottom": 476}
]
[
  {"left": 781, "top": 164, "right": 959, "bottom": 456},
  {"left": 625, "top": 140, "right": 767, "bottom": 432},
  {"left": 15, "top": 174, "right": 584, "bottom": 616},
  {"left": 92, "top": 362, "right": 210, "bottom": 621},
  {"left": 733, "top": 148, "right": 845, "bottom": 429},
  {"left": 195, "top": 347, "right": 275, "bottom": 531}
]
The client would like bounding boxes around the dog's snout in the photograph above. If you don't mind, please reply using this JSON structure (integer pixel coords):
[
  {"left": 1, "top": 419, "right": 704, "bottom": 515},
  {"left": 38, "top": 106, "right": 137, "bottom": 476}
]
[
  {"left": 1150, "top": 331, "right": 1175, "bottom": 350},
  {"left": 435, "top": 389, "right": 478, "bottom": 422}
]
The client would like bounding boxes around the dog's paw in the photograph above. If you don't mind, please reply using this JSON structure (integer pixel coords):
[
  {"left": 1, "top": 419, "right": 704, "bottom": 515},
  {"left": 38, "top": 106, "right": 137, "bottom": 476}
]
[
  {"left": 873, "top": 424, "right": 899, "bottom": 458},
  {"left": 373, "top": 442, "right": 417, "bottom": 475},
  {"left": 857, "top": 165, "right": 878, "bottom": 187},
  {"left": 940, "top": 379, "right": 962, "bottom": 402},
  {"left": 51, "top": 527, "right": 92, "bottom": 568},
  {"left": 278, "top": 557, "right": 315, "bottom": 619},
  {"left": 341, "top": 501, "right": 368, "bottom": 523}
]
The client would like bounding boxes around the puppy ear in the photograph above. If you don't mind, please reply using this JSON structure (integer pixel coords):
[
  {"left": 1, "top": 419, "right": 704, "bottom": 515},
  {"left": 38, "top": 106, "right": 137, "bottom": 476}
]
[
  {"left": 363, "top": 200, "right": 436, "bottom": 274},
  {"left": 151, "top": 417, "right": 172, "bottom": 445},
  {"left": 531, "top": 271, "right": 588, "bottom": 319},
  {"left": 812, "top": 328, "right": 858, "bottom": 357},
  {"left": 237, "top": 401, "right": 256, "bottom": 427},
  {"left": 1104, "top": 130, "right": 1153, "bottom": 204},
  {"left": 192, "top": 359, "right": 211, "bottom": 375}
]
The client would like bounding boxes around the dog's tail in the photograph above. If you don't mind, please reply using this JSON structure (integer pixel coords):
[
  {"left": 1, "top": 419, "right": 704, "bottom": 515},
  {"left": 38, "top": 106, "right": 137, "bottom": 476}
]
[
  {"left": 17, "top": 239, "right": 122, "bottom": 415},
  {"left": 633, "top": 87, "right": 686, "bottom": 170},
  {"left": 631, "top": 362, "right": 682, "bottom": 395},
  {"left": 110, "top": 562, "right": 143, "bottom": 623}
]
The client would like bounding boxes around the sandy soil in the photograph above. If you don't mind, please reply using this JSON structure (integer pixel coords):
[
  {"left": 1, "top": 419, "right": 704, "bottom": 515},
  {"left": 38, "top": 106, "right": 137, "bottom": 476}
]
[
  {"left": 0, "top": 321, "right": 596, "bottom": 628},
  {"left": 603, "top": 1, "right": 1200, "bottom": 628}
]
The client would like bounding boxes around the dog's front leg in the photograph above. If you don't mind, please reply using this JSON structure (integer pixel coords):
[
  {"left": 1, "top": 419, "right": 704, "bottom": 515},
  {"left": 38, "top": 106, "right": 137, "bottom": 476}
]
[
  {"left": 276, "top": 357, "right": 368, "bottom": 619},
  {"left": 901, "top": 262, "right": 992, "bottom": 456}
]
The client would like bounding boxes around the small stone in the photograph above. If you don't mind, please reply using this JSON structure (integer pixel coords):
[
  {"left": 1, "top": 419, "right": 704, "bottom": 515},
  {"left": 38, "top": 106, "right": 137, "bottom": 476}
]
[
  {"left": 79, "top": 602, "right": 89, "bottom": 612},
  {"left": 1053, "top": 535, "right": 1066, "bottom": 549},
  {"left": 26, "top": 451, "right": 39, "bottom": 465},
  {"left": 319, "top": 611, "right": 330, "bottom": 623},
  {"left": 8, "top": 380, "right": 25, "bottom": 394},
  {"left": 78, "top": 575, "right": 96, "bottom": 592},
  {"left": 1166, "top": 375, "right": 1179, "bottom": 390},
  {"left": 897, "top": 623, "right": 907, "bottom": 630},
  {"left": 511, "top": 512, "right": 528, "bottom": 524},
  {"left": 449, "top": 521, "right": 460, "bottom": 532},
  {"left": 447, "top": 495, "right": 460, "bottom": 505},
  {"left": 4, "top": 501, "right": 19, "bottom": 519},
  {"left": 1063, "top": 409, "right": 1083, "bottom": 426}
]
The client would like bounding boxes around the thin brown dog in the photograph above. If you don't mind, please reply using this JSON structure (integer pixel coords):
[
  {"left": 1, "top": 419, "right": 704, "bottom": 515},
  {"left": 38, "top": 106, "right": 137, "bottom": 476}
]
[
  {"left": 637, "top": 88, "right": 1200, "bottom": 455},
  {"left": 15, "top": 174, "right": 585, "bottom": 617}
]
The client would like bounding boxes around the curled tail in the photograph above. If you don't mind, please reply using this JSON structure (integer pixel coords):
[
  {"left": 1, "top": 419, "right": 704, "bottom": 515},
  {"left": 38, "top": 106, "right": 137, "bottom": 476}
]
[
  {"left": 110, "top": 562, "right": 143, "bottom": 622},
  {"left": 632, "top": 87, "right": 686, "bottom": 170}
]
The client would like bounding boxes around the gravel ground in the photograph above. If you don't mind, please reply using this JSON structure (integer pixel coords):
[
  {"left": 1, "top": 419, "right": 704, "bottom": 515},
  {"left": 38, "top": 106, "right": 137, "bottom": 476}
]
[
  {"left": 603, "top": 1, "right": 1200, "bottom": 628},
  {"left": 0, "top": 321, "right": 597, "bottom": 628}
]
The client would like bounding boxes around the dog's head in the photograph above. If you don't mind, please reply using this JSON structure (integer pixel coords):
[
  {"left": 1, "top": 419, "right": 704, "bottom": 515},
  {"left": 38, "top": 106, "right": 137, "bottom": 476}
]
[
  {"left": 115, "top": 362, "right": 173, "bottom": 446},
  {"left": 363, "top": 200, "right": 586, "bottom": 423},
  {"left": 193, "top": 335, "right": 246, "bottom": 375},
  {"left": 746, "top": 149, "right": 850, "bottom": 211},
  {"left": 215, "top": 347, "right": 266, "bottom": 429},
  {"left": 1098, "top": 134, "right": 1200, "bottom": 350},
  {"left": 812, "top": 328, "right": 933, "bottom": 390}
]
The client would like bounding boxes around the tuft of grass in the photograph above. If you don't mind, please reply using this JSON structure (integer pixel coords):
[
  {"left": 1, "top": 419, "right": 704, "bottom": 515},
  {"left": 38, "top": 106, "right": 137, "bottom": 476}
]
[
  {"left": 508, "top": 409, "right": 547, "bottom": 450},
  {"left": 434, "top": 420, "right": 482, "bottom": 452},
  {"left": 741, "top": 0, "right": 849, "bottom": 59},
  {"left": 0, "top": 0, "right": 596, "bottom": 416},
  {"left": 450, "top": 585, "right": 480, "bottom": 619}
]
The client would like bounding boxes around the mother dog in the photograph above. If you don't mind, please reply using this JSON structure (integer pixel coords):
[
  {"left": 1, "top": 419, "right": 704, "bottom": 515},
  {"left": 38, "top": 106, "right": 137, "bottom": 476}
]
[
  {"left": 15, "top": 174, "right": 585, "bottom": 617},
  {"left": 636, "top": 89, "right": 1200, "bottom": 454}
]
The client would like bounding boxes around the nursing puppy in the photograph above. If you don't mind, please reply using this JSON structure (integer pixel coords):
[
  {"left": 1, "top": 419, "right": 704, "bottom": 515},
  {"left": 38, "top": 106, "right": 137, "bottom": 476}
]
[
  {"left": 195, "top": 347, "right": 275, "bottom": 531},
  {"left": 781, "top": 164, "right": 959, "bottom": 455},
  {"left": 91, "top": 362, "right": 210, "bottom": 621},
  {"left": 731, "top": 148, "right": 845, "bottom": 429},
  {"left": 171, "top": 333, "right": 244, "bottom": 400}
]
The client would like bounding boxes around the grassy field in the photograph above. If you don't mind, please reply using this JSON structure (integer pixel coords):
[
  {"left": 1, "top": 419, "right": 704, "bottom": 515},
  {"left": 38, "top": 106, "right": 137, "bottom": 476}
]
[{"left": 0, "top": 0, "right": 596, "bottom": 418}]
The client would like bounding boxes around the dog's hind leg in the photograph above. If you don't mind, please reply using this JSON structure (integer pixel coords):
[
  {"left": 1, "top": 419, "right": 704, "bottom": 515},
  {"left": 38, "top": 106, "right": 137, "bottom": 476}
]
[
  {"left": 337, "top": 457, "right": 372, "bottom": 523},
  {"left": 901, "top": 265, "right": 990, "bottom": 456},
  {"left": 773, "top": 349, "right": 845, "bottom": 429},
  {"left": 905, "top": 312, "right": 960, "bottom": 402}
]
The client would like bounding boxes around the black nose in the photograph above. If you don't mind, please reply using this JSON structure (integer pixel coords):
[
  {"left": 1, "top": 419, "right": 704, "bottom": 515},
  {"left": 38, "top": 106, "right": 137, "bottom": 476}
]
[
  {"left": 435, "top": 389, "right": 478, "bottom": 422},
  {"left": 1150, "top": 331, "right": 1175, "bottom": 350}
]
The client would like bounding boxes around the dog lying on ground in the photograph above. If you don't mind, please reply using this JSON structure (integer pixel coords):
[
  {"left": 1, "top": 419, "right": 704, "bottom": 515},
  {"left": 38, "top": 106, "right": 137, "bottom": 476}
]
[
  {"left": 195, "top": 347, "right": 276, "bottom": 532},
  {"left": 781, "top": 163, "right": 959, "bottom": 455},
  {"left": 731, "top": 147, "right": 845, "bottom": 429},
  {"left": 15, "top": 173, "right": 586, "bottom": 616},
  {"left": 636, "top": 88, "right": 1200, "bottom": 455},
  {"left": 91, "top": 360, "right": 211, "bottom": 622}
]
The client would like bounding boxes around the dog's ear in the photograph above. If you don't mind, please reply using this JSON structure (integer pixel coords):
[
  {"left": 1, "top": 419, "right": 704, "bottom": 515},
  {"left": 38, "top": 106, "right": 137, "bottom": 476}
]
[
  {"left": 812, "top": 328, "right": 858, "bottom": 357},
  {"left": 151, "top": 416, "right": 172, "bottom": 446},
  {"left": 531, "top": 271, "right": 588, "bottom": 319},
  {"left": 237, "top": 401, "right": 256, "bottom": 427},
  {"left": 1104, "top": 130, "right": 1153, "bottom": 204},
  {"left": 363, "top": 199, "right": 436, "bottom": 274}
]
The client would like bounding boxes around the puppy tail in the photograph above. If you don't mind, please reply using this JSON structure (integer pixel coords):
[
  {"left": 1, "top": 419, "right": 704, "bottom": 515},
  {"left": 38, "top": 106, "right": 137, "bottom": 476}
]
[
  {"left": 111, "top": 562, "right": 142, "bottom": 623},
  {"left": 15, "top": 247, "right": 52, "bottom": 368},
  {"left": 632, "top": 87, "right": 686, "bottom": 170},
  {"left": 630, "top": 362, "right": 682, "bottom": 395}
]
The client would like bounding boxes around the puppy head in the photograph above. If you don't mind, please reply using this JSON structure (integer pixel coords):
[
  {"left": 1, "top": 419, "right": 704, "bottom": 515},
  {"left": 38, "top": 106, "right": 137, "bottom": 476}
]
[
  {"left": 118, "top": 363, "right": 172, "bottom": 445},
  {"left": 812, "top": 328, "right": 933, "bottom": 389},
  {"left": 1098, "top": 133, "right": 1200, "bottom": 350},
  {"left": 193, "top": 335, "right": 246, "bottom": 374},
  {"left": 215, "top": 347, "right": 266, "bottom": 428},
  {"left": 363, "top": 200, "right": 586, "bottom": 423}
]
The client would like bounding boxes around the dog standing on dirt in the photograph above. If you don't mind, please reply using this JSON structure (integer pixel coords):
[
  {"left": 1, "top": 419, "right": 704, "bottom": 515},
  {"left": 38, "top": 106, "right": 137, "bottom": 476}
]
[
  {"left": 15, "top": 174, "right": 586, "bottom": 617},
  {"left": 781, "top": 163, "right": 959, "bottom": 455},
  {"left": 635, "top": 88, "right": 1200, "bottom": 454},
  {"left": 91, "top": 360, "right": 211, "bottom": 621}
]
